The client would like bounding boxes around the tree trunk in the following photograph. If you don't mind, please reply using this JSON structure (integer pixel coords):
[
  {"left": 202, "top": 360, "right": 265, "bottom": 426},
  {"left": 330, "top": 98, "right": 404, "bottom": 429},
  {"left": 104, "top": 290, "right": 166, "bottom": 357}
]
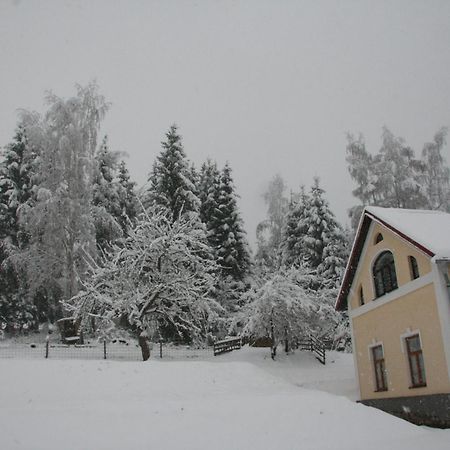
[
  {"left": 270, "top": 312, "right": 276, "bottom": 360},
  {"left": 138, "top": 334, "right": 150, "bottom": 361},
  {"left": 284, "top": 327, "right": 289, "bottom": 353}
]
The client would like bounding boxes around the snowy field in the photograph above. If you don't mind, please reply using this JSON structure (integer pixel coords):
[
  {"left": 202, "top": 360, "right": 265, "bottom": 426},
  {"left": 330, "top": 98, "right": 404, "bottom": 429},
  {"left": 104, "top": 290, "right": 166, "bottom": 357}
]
[{"left": 0, "top": 347, "right": 449, "bottom": 450}]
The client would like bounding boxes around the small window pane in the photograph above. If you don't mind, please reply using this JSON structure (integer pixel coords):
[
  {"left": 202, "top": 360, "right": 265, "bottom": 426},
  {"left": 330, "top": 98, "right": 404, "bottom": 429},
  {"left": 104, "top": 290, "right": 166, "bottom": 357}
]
[
  {"left": 406, "top": 335, "right": 421, "bottom": 352},
  {"left": 372, "top": 345, "right": 388, "bottom": 391},
  {"left": 409, "top": 256, "right": 419, "bottom": 280},
  {"left": 359, "top": 287, "right": 364, "bottom": 306}
]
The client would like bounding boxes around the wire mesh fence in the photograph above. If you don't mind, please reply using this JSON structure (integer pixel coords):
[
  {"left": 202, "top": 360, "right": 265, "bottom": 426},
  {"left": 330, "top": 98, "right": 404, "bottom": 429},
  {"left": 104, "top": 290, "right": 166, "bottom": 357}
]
[{"left": 0, "top": 337, "right": 216, "bottom": 361}]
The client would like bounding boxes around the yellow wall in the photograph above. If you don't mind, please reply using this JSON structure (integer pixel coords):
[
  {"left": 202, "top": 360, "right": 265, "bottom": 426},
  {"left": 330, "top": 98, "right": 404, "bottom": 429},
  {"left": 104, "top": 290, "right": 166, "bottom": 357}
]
[
  {"left": 349, "top": 222, "right": 450, "bottom": 400},
  {"left": 350, "top": 222, "right": 431, "bottom": 310}
]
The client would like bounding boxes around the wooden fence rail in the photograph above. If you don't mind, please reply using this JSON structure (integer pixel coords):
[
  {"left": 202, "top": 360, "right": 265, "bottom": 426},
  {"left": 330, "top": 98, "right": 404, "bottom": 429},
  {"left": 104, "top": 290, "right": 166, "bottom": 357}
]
[
  {"left": 296, "top": 334, "right": 326, "bottom": 365},
  {"left": 213, "top": 337, "right": 242, "bottom": 356}
]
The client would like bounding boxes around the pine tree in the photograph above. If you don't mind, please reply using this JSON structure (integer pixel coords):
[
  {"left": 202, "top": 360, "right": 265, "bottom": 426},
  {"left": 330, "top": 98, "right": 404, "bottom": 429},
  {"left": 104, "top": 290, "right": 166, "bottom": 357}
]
[
  {"left": 117, "top": 160, "right": 138, "bottom": 234},
  {"left": 302, "top": 178, "right": 340, "bottom": 270},
  {"left": 198, "top": 159, "right": 220, "bottom": 227},
  {"left": 143, "top": 125, "right": 200, "bottom": 221},
  {"left": 317, "top": 226, "right": 349, "bottom": 288},
  {"left": 281, "top": 187, "right": 310, "bottom": 267},
  {"left": 208, "top": 163, "right": 251, "bottom": 282},
  {"left": 91, "top": 136, "right": 122, "bottom": 252},
  {"left": 0, "top": 126, "right": 35, "bottom": 245},
  {"left": 0, "top": 125, "right": 37, "bottom": 332}
]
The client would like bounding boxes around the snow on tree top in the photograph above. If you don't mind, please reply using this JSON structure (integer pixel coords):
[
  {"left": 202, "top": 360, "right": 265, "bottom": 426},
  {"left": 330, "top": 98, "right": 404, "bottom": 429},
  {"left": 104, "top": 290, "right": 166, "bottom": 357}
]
[{"left": 365, "top": 206, "right": 450, "bottom": 259}]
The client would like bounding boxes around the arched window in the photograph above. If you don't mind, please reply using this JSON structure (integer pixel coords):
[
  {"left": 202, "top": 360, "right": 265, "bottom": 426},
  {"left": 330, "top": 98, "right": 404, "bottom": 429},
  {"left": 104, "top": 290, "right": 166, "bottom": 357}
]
[
  {"left": 373, "top": 251, "right": 398, "bottom": 298},
  {"left": 408, "top": 256, "right": 419, "bottom": 280},
  {"left": 374, "top": 233, "right": 384, "bottom": 244}
]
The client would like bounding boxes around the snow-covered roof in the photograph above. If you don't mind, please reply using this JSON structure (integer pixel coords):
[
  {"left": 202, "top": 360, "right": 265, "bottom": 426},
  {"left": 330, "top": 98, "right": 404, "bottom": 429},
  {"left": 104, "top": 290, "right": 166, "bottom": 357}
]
[
  {"left": 365, "top": 206, "right": 450, "bottom": 259},
  {"left": 335, "top": 206, "right": 450, "bottom": 311}
]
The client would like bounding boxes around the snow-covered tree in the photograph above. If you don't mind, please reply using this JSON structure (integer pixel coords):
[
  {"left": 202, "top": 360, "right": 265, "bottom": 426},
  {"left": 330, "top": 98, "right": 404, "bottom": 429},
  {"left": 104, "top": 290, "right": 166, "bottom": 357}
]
[
  {"left": 66, "top": 207, "right": 221, "bottom": 360},
  {"left": 242, "top": 269, "right": 316, "bottom": 358},
  {"left": 0, "top": 125, "right": 39, "bottom": 331},
  {"left": 377, "top": 127, "right": 426, "bottom": 209},
  {"left": 421, "top": 127, "right": 450, "bottom": 211},
  {"left": 346, "top": 132, "right": 379, "bottom": 206},
  {"left": 281, "top": 186, "right": 310, "bottom": 268},
  {"left": 255, "top": 174, "right": 289, "bottom": 269},
  {"left": 317, "top": 226, "right": 349, "bottom": 288},
  {"left": 143, "top": 125, "right": 200, "bottom": 221},
  {"left": 92, "top": 136, "right": 122, "bottom": 252},
  {"left": 301, "top": 178, "right": 343, "bottom": 270},
  {"left": 0, "top": 125, "right": 35, "bottom": 245},
  {"left": 18, "top": 82, "right": 108, "bottom": 320},
  {"left": 208, "top": 163, "right": 251, "bottom": 282},
  {"left": 346, "top": 127, "right": 450, "bottom": 226},
  {"left": 198, "top": 159, "right": 220, "bottom": 227},
  {"left": 116, "top": 160, "right": 138, "bottom": 234}
]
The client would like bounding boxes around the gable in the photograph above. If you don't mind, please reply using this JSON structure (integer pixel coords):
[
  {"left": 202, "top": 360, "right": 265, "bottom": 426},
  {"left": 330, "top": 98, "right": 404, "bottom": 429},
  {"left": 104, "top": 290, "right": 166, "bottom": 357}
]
[
  {"left": 336, "top": 207, "right": 437, "bottom": 311},
  {"left": 348, "top": 221, "right": 432, "bottom": 311}
]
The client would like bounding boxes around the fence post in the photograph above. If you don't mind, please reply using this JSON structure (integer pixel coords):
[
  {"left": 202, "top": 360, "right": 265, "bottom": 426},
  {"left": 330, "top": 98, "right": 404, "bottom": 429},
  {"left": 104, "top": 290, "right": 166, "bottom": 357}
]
[
  {"left": 45, "top": 336, "right": 49, "bottom": 359},
  {"left": 159, "top": 340, "right": 163, "bottom": 359},
  {"left": 103, "top": 339, "right": 107, "bottom": 360}
]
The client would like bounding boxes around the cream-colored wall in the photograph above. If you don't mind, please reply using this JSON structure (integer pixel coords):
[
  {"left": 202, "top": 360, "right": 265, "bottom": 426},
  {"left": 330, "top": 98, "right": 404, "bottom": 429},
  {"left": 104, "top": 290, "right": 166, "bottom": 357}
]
[
  {"left": 349, "top": 222, "right": 431, "bottom": 310},
  {"left": 349, "top": 222, "right": 450, "bottom": 400},
  {"left": 353, "top": 284, "right": 450, "bottom": 399}
]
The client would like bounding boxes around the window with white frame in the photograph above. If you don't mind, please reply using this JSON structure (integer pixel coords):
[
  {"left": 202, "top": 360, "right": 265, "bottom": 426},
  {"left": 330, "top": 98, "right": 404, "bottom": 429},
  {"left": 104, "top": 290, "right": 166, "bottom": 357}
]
[
  {"left": 405, "top": 334, "right": 426, "bottom": 388},
  {"left": 371, "top": 344, "right": 388, "bottom": 392}
]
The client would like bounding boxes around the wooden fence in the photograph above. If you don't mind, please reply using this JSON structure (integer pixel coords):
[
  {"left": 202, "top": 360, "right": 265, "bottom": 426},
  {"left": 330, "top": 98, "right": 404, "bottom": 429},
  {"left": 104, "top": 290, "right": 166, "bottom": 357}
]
[
  {"left": 296, "top": 334, "right": 326, "bottom": 365},
  {"left": 213, "top": 337, "right": 242, "bottom": 356}
]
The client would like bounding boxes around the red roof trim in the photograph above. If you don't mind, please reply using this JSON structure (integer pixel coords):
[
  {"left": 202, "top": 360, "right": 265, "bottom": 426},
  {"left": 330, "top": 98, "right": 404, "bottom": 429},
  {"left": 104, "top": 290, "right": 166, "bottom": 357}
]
[{"left": 335, "top": 209, "right": 435, "bottom": 311}]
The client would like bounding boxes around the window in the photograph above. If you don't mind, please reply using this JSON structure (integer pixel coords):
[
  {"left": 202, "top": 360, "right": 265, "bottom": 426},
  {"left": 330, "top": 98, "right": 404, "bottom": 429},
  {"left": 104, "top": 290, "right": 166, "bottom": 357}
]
[
  {"left": 373, "top": 251, "right": 398, "bottom": 298},
  {"left": 374, "top": 233, "right": 384, "bottom": 244},
  {"left": 359, "top": 286, "right": 365, "bottom": 306},
  {"left": 372, "top": 345, "right": 388, "bottom": 392},
  {"left": 408, "top": 256, "right": 419, "bottom": 280},
  {"left": 405, "top": 335, "right": 426, "bottom": 388}
]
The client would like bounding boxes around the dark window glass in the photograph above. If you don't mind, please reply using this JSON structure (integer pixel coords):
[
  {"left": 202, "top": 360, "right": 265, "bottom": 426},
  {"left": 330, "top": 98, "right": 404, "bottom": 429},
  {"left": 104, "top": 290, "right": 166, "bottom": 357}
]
[
  {"left": 409, "top": 256, "right": 419, "bottom": 280},
  {"left": 372, "top": 345, "right": 388, "bottom": 391},
  {"left": 359, "top": 286, "right": 364, "bottom": 306},
  {"left": 375, "top": 233, "right": 384, "bottom": 244},
  {"left": 373, "top": 251, "right": 398, "bottom": 298},
  {"left": 405, "top": 335, "right": 426, "bottom": 388}
]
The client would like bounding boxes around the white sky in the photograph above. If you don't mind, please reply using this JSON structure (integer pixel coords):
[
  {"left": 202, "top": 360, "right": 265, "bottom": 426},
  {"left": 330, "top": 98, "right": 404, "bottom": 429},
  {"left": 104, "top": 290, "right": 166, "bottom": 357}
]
[{"left": 1, "top": 0, "right": 449, "bottom": 246}]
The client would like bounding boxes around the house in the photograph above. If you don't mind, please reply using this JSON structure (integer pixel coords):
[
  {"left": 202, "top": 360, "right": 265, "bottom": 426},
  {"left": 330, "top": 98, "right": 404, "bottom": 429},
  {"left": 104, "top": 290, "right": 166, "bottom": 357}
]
[{"left": 335, "top": 206, "right": 450, "bottom": 427}]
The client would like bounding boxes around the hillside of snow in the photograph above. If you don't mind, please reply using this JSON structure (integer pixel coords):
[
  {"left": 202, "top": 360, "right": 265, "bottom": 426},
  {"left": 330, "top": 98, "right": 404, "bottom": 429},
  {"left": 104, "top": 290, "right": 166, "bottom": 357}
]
[{"left": 0, "top": 347, "right": 449, "bottom": 450}]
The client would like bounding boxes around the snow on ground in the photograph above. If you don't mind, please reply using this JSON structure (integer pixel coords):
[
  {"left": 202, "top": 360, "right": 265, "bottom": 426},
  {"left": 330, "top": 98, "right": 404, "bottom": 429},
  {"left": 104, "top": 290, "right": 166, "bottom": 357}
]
[{"left": 0, "top": 347, "right": 449, "bottom": 450}]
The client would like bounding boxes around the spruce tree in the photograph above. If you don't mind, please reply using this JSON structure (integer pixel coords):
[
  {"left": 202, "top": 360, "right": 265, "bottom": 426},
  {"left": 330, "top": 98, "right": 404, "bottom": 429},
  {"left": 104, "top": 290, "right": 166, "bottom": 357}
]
[
  {"left": 198, "top": 159, "right": 220, "bottom": 227},
  {"left": 0, "top": 126, "right": 35, "bottom": 245},
  {"left": 302, "top": 178, "right": 340, "bottom": 270},
  {"left": 144, "top": 125, "right": 200, "bottom": 221},
  {"left": 0, "top": 125, "right": 37, "bottom": 332},
  {"left": 92, "top": 136, "right": 122, "bottom": 252},
  {"left": 209, "top": 163, "right": 251, "bottom": 282},
  {"left": 117, "top": 160, "right": 138, "bottom": 234},
  {"left": 281, "top": 187, "right": 310, "bottom": 267}
]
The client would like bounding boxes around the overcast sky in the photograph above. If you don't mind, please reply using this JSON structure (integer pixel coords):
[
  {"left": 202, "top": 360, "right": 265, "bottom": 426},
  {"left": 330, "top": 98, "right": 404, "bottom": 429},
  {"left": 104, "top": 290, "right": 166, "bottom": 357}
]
[{"left": 1, "top": 0, "right": 449, "bottom": 246}]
